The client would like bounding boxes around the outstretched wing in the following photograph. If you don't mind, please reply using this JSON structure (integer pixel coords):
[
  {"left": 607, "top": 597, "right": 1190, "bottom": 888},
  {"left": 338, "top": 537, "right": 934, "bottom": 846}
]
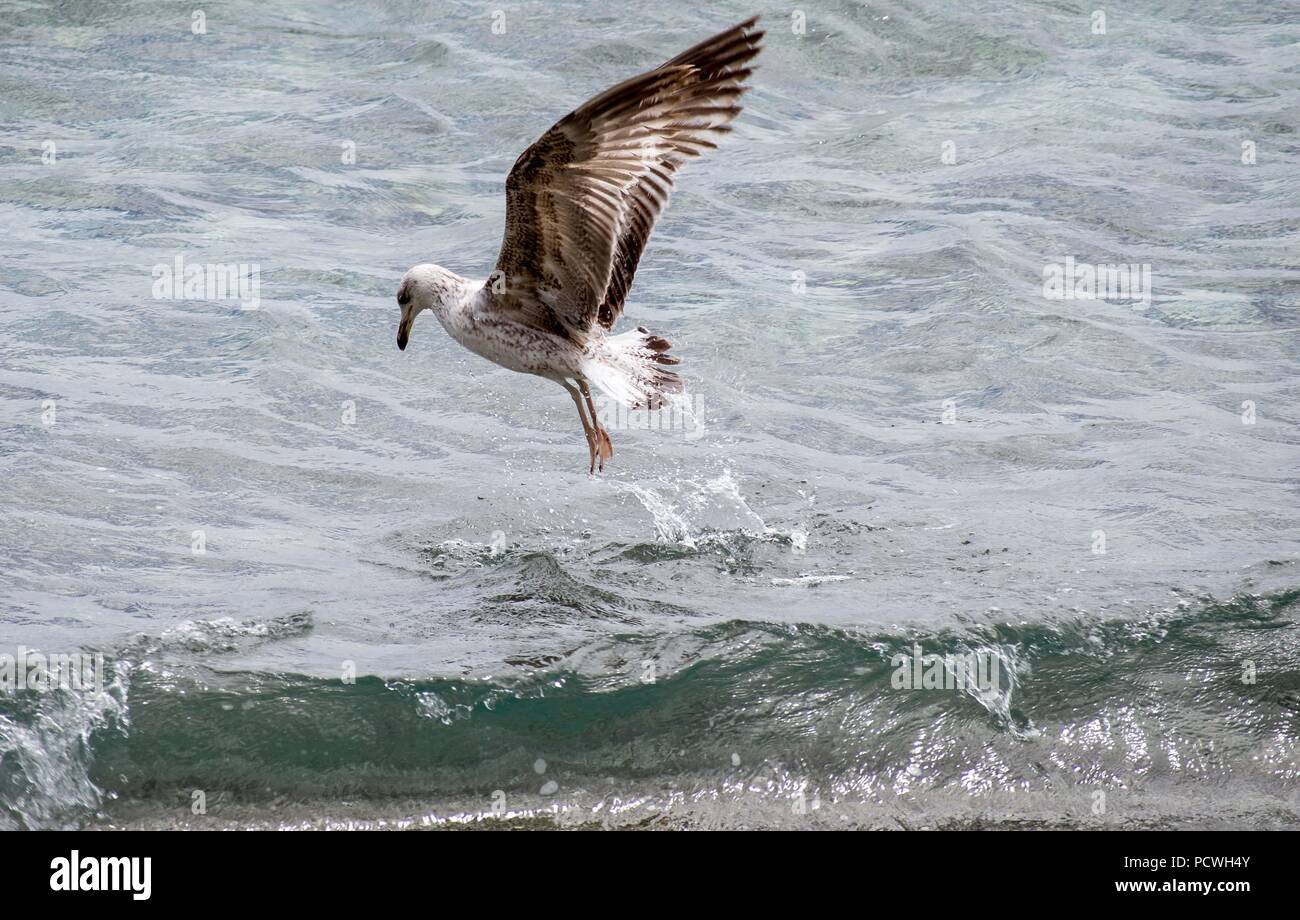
[{"left": 489, "top": 17, "right": 763, "bottom": 341}]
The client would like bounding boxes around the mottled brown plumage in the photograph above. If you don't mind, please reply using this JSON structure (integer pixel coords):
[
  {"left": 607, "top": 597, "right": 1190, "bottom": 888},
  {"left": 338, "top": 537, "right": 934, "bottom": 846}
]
[{"left": 490, "top": 17, "right": 764, "bottom": 342}]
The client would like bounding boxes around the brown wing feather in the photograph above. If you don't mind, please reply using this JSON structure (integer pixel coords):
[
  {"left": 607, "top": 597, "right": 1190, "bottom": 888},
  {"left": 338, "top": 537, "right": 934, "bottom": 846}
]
[{"left": 489, "top": 17, "right": 764, "bottom": 341}]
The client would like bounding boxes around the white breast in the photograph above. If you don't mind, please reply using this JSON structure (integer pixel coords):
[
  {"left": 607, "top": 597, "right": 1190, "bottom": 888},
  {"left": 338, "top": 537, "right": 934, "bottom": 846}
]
[{"left": 437, "top": 285, "right": 580, "bottom": 379}]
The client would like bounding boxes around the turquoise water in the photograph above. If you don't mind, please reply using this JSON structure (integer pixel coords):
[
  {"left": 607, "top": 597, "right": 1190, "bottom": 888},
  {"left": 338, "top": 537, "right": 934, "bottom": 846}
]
[{"left": 1, "top": 0, "right": 1298, "bottom": 828}]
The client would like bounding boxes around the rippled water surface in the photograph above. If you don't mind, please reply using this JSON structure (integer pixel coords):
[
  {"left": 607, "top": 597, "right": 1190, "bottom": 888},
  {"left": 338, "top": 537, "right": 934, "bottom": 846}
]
[{"left": 1, "top": 0, "right": 1298, "bottom": 829}]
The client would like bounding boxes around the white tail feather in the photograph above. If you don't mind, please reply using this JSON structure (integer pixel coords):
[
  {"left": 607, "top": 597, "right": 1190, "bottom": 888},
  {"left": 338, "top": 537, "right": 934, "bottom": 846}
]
[{"left": 583, "top": 327, "right": 682, "bottom": 409}]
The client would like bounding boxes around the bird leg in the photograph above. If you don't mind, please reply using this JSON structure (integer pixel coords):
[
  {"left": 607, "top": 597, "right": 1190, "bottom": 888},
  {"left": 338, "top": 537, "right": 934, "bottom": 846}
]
[
  {"left": 579, "top": 380, "right": 614, "bottom": 470},
  {"left": 563, "top": 381, "right": 599, "bottom": 473}
]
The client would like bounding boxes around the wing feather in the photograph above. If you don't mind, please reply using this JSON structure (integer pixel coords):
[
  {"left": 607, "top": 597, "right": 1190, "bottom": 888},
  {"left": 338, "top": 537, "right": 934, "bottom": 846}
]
[{"left": 489, "top": 17, "right": 763, "bottom": 340}]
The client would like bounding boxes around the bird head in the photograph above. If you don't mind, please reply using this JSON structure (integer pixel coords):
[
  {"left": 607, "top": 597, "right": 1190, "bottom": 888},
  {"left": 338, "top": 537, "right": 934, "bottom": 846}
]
[{"left": 396, "top": 263, "right": 463, "bottom": 351}]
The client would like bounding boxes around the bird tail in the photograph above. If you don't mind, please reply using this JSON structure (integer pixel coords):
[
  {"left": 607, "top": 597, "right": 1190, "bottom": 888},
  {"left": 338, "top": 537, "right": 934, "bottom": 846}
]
[{"left": 584, "top": 326, "right": 683, "bottom": 410}]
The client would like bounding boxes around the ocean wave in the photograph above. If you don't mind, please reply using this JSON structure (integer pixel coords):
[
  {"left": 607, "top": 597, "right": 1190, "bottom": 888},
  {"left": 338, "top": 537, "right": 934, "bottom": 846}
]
[{"left": 2, "top": 590, "right": 1296, "bottom": 829}]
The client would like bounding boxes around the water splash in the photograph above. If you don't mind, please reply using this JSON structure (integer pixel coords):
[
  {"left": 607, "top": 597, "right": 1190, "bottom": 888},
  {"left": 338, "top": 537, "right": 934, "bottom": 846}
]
[
  {"left": 0, "top": 665, "right": 129, "bottom": 830},
  {"left": 618, "top": 470, "right": 791, "bottom": 549}
]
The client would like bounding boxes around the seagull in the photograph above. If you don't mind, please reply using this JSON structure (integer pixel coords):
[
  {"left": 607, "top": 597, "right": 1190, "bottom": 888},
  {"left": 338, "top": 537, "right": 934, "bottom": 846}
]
[{"left": 395, "top": 17, "right": 763, "bottom": 472}]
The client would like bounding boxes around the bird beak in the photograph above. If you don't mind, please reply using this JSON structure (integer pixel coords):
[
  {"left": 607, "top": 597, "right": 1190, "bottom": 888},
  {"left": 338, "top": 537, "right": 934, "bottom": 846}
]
[{"left": 397, "top": 315, "right": 411, "bottom": 351}]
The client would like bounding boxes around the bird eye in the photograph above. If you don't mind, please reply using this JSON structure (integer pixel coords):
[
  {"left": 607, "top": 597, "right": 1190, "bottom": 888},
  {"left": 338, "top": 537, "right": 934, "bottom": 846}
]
[{"left": 397, "top": 288, "right": 411, "bottom": 307}]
